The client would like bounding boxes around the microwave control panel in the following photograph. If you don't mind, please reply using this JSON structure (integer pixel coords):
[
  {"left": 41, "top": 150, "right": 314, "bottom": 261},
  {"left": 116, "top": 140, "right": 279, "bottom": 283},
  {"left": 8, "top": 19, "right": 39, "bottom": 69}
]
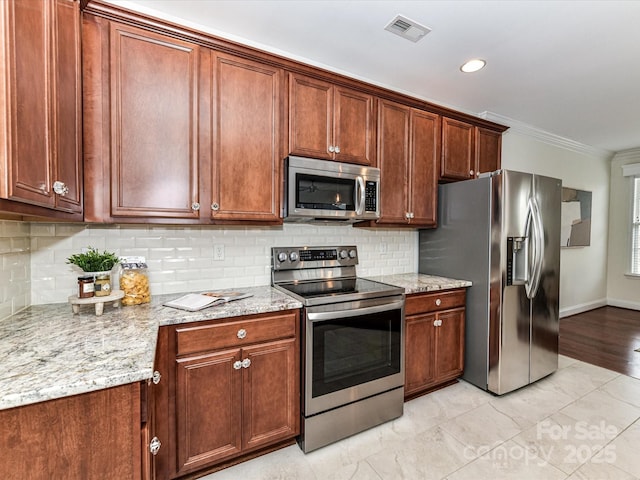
[{"left": 365, "top": 181, "right": 377, "bottom": 212}]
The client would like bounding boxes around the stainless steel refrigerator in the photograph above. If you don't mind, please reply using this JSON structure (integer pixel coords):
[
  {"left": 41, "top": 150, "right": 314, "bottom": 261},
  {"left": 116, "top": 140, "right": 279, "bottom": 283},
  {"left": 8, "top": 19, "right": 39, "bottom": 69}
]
[{"left": 419, "top": 170, "right": 561, "bottom": 395}]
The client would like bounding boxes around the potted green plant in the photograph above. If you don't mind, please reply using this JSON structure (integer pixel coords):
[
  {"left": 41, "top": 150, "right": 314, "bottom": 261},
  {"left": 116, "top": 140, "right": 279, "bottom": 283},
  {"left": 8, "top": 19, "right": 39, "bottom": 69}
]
[{"left": 67, "top": 247, "right": 119, "bottom": 275}]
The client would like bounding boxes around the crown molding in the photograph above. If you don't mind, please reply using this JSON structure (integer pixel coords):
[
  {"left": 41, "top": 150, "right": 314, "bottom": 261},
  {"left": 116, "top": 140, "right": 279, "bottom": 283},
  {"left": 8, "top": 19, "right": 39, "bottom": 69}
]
[
  {"left": 479, "top": 112, "right": 614, "bottom": 161},
  {"left": 612, "top": 147, "right": 640, "bottom": 162}
]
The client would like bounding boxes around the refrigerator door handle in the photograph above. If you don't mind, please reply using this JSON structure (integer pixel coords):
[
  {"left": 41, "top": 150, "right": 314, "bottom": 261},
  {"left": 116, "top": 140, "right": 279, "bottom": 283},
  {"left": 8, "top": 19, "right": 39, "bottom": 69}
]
[{"left": 525, "top": 197, "right": 545, "bottom": 299}]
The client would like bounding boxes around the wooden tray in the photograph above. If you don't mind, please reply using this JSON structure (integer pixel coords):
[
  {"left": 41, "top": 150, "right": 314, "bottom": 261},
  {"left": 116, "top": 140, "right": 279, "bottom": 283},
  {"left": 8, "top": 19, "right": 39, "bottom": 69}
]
[{"left": 68, "top": 290, "right": 125, "bottom": 316}]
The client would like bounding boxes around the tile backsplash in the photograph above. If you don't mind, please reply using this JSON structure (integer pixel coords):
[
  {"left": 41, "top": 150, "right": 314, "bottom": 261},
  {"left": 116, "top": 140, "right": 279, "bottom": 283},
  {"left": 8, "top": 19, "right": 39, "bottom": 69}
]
[
  {"left": 0, "top": 221, "right": 31, "bottom": 320},
  {"left": 25, "top": 222, "right": 417, "bottom": 306}
]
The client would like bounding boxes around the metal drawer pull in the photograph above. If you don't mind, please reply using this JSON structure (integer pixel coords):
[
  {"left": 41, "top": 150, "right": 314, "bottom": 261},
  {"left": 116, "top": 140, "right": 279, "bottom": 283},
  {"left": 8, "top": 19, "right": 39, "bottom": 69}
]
[
  {"left": 435, "top": 298, "right": 442, "bottom": 306},
  {"left": 433, "top": 319, "right": 443, "bottom": 327},
  {"left": 233, "top": 360, "right": 242, "bottom": 370},
  {"left": 237, "top": 328, "right": 247, "bottom": 339},
  {"left": 152, "top": 370, "right": 161, "bottom": 385},
  {"left": 241, "top": 358, "right": 251, "bottom": 368}
]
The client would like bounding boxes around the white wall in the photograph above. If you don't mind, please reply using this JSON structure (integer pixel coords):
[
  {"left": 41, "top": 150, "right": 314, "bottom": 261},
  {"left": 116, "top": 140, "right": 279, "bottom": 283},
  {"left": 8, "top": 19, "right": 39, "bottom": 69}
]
[
  {"left": 607, "top": 148, "right": 640, "bottom": 310},
  {"left": 500, "top": 129, "right": 611, "bottom": 317}
]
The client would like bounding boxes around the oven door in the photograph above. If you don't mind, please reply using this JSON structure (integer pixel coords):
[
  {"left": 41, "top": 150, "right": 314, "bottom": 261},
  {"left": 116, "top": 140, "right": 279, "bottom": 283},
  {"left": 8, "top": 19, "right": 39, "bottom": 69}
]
[{"left": 303, "top": 295, "right": 404, "bottom": 416}]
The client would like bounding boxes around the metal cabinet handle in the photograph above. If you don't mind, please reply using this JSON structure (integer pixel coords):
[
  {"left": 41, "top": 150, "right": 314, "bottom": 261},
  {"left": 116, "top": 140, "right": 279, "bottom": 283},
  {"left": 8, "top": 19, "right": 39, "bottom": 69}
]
[
  {"left": 242, "top": 358, "right": 251, "bottom": 368},
  {"left": 435, "top": 298, "right": 441, "bottom": 306},
  {"left": 149, "top": 437, "right": 161, "bottom": 456},
  {"left": 233, "top": 360, "right": 242, "bottom": 370},
  {"left": 469, "top": 170, "right": 475, "bottom": 176},
  {"left": 191, "top": 202, "right": 200, "bottom": 211},
  {"left": 52, "top": 181, "right": 69, "bottom": 195},
  {"left": 152, "top": 371, "right": 161, "bottom": 385},
  {"left": 334, "top": 146, "right": 340, "bottom": 153},
  {"left": 237, "top": 328, "right": 247, "bottom": 339},
  {"left": 433, "top": 319, "right": 443, "bottom": 327},
  {"left": 211, "top": 202, "right": 220, "bottom": 211},
  {"left": 405, "top": 212, "right": 411, "bottom": 219},
  {"left": 328, "top": 145, "right": 335, "bottom": 153}
]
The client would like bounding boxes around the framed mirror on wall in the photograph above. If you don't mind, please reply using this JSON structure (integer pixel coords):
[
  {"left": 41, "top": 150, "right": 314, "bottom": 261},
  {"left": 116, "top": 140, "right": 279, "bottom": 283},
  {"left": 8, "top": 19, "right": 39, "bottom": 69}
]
[{"left": 561, "top": 187, "right": 592, "bottom": 247}]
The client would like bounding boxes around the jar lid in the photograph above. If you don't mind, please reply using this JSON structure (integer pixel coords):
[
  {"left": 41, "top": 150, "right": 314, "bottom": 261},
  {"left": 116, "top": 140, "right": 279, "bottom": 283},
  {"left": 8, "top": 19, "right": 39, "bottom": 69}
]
[
  {"left": 78, "top": 275, "right": 94, "bottom": 281},
  {"left": 96, "top": 274, "right": 110, "bottom": 279}
]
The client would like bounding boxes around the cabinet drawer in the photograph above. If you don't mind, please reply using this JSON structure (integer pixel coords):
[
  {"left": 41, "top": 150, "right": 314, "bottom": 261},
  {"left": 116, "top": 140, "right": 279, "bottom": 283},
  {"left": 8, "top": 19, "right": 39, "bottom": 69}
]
[
  {"left": 405, "top": 289, "right": 465, "bottom": 316},
  {"left": 176, "top": 311, "right": 298, "bottom": 356}
]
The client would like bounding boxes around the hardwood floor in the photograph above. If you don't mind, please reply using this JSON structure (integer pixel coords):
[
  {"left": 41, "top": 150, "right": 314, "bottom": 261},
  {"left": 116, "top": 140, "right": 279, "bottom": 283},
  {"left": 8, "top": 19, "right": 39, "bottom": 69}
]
[{"left": 559, "top": 306, "right": 640, "bottom": 379}]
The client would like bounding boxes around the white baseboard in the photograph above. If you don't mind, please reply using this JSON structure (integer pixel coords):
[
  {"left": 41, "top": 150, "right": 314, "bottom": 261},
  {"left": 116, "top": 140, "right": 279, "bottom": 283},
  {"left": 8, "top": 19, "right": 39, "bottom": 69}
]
[
  {"left": 607, "top": 298, "right": 640, "bottom": 311},
  {"left": 560, "top": 299, "right": 607, "bottom": 318}
]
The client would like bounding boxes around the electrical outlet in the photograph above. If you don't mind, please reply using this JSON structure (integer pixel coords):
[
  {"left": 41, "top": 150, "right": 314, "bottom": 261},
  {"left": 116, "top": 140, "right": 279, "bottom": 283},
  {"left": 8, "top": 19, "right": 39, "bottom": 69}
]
[{"left": 213, "top": 244, "right": 225, "bottom": 261}]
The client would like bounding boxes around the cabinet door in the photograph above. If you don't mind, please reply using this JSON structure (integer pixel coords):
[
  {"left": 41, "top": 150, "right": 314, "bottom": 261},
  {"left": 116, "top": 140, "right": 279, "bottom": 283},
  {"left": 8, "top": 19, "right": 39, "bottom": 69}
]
[
  {"left": 0, "top": 383, "right": 143, "bottom": 480},
  {"left": 441, "top": 117, "right": 475, "bottom": 181},
  {"left": 376, "top": 100, "right": 410, "bottom": 224},
  {"left": 434, "top": 309, "right": 465, "bottom": 381},
  {"left": 241, "top": 338, "right": 299, "bottom": 451},
  {"left": 288, "top": 73, "right": 333, "bottom": 160},
  {"left": 52, "top": 0, "right": 82, "bottom": 214},
  {"left": 409, "top": 110, "right": 439, "bottom": 227},
  {"left": 109, "top": 23, "right": 200, "bottom": 219},
  {"left": 175, "top": 349, "right": 242, "bottom": 475},
  {"left": 2, "top": 0, "right": 53, "bottom": 208},
  {"left": 210, "top": 52, "right": 282, "bottom": 222},
  {"left": 404, "top": 312, "right": 436, "bottom": 398},
  {"left": 476, "top": 127, "right": 502, "bottom": 175},
  {"left": 333, "top": 86, "right": 375, "bottom": 165}
]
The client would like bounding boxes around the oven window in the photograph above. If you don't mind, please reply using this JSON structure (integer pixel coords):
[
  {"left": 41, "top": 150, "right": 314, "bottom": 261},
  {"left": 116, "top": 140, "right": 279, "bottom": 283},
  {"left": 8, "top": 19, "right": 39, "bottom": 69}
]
[
  {"left": 296, "top": 173, "right": 355, "bottom": 211},
  {"left": 311, "top": 309, "right": 401, "bottom": 398}
]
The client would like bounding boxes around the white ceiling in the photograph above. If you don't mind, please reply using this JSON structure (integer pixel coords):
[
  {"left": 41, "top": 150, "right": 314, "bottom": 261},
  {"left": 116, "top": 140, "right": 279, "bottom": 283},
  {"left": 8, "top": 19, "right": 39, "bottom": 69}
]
[{"left": 109, "top": 0, "right": 640, "bottom": 155}]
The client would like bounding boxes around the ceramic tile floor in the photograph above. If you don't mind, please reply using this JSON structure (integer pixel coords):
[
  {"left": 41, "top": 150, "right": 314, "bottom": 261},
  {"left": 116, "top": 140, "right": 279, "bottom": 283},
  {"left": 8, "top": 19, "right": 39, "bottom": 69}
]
[{"left": 202, "top": 356, "right": 640, "bottom": 480}]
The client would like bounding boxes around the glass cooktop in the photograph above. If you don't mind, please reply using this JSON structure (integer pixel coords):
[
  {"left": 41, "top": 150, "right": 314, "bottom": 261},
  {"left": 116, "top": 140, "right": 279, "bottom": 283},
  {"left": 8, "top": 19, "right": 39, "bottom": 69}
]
[{"left": 276, "top": 278, "right": 403, "bottom": 306}]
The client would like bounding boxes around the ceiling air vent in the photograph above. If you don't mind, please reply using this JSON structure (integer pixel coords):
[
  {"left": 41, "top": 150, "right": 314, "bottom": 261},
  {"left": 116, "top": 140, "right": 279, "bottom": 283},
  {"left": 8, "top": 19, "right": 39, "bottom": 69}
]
[{"left": 384, "top": 14, "right": 431, "bottom": 43}]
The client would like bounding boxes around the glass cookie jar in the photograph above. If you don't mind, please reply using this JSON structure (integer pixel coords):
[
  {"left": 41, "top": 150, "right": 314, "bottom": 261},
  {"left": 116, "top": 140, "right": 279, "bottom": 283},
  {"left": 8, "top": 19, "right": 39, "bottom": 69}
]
[{"left": 119, "top": 257, "right": 151, "bottom": 306}]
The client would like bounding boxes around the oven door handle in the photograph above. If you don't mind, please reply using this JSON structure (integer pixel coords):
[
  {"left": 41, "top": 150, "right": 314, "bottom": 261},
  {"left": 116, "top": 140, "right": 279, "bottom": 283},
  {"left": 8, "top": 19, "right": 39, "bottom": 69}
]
[{"left": 307, "top": 299, "right": 404, "bottom": 322}]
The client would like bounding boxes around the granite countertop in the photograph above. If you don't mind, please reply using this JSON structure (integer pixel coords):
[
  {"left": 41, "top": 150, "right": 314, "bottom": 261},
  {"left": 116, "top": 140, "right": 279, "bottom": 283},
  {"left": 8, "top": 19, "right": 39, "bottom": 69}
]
[
  {"left": 366, "top": 273, "right": 472, "bottom": 294},
  {"left": 0, "top": 274, "right": 466, "bottom": 411},
  {"left": 0, "top": 285, "right": 301, "bottom": 411}
]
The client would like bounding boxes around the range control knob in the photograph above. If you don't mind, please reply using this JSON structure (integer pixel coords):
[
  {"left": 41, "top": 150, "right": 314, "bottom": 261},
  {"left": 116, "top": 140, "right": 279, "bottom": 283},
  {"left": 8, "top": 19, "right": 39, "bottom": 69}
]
[
  {"left": 339, "top": 250, "right": 348, "bottom": 259},
  {"left": 277, "top": 252, "right": 288, "bottom": 262},
  {"left": 349, "top": 249, "right": 357, "bottom": 259},
  {"left": 289, "top": 252, "right": 299, "bottom": 262}
]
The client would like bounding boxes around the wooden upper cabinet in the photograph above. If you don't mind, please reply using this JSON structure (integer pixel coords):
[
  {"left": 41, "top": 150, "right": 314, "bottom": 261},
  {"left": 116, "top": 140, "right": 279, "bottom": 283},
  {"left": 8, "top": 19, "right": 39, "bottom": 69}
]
[
  {"left": 409, "top": 109, "right": 439, "bottom": 227},
  {"left": 0, "top": 0, "right": 82, "bottom": 216},
  {"left": 376, "top": 100, "right": 410, "bottom": 225},
  {"left": 476, "top": 126, "right": 502, "bottom": 175},
  {"left": 289, "top": 73, "right": 375, "bottom": 165},
  {"left": 441, "top": 117, "right": 475, "bottom": 181},
  {"left": 441, "top": 119, "right": 503, "bottom": 182},
  {"left": 208, "top": 52, "right": 282, "bottom": 223},
  {"left": 372, "top": 100, "right": 438, "bottom": 227},
  {"left": 108, "top": 23, "right": 200, "bottom": 219}
]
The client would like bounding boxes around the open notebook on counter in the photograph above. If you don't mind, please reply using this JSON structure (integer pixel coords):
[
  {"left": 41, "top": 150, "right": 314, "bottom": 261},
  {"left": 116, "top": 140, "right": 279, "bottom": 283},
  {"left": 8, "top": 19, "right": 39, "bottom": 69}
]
[{"left": 163, "top": 291, "right": 253, "bottom": 312}]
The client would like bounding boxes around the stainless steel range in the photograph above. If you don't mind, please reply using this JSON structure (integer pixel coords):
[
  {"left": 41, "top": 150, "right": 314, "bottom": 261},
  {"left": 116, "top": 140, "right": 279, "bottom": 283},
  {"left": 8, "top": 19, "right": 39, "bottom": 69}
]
[{"left": 271, "top": 245, "right": 405, "bottom": 453}]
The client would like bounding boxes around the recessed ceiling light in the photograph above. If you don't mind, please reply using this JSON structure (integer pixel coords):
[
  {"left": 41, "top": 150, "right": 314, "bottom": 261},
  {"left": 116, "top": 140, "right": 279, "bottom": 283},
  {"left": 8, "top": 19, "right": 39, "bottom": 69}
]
[{"left": 460, "top": 59, "right": 486, "bottom": 73}]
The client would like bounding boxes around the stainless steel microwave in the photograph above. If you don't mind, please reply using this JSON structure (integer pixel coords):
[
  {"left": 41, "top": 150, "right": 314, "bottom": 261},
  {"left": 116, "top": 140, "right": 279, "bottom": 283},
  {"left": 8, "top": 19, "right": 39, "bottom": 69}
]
[{"left": 283, "top": 156, "right": 380, "bottom": 222}]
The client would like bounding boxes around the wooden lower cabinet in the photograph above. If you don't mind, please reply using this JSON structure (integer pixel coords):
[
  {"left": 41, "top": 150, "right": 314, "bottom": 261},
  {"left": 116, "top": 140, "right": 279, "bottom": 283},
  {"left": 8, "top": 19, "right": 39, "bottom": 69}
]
[
  {"left": 0, "top": 383, "right": 147, "bottom": 480},
  {"left": 404, "top": 289, "right": 466, "bottom": 399},
  {"left": 154, "top": 310, "right": 300, "bottom": 479}
]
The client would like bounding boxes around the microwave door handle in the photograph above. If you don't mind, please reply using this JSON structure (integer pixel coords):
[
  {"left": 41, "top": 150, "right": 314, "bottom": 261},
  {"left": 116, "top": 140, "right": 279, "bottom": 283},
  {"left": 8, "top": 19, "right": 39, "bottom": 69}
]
[{"left": 355, "top": 176, "right": 366, "bottom": 215}]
